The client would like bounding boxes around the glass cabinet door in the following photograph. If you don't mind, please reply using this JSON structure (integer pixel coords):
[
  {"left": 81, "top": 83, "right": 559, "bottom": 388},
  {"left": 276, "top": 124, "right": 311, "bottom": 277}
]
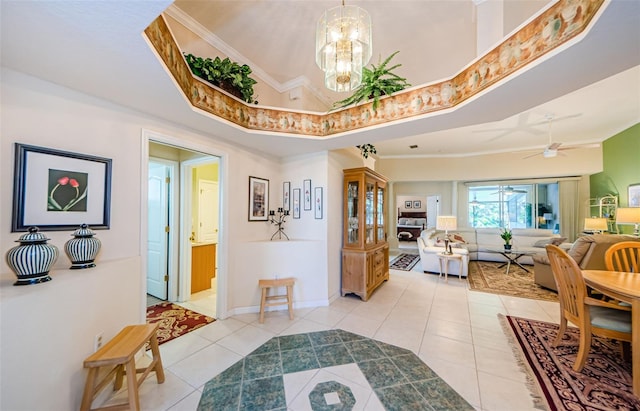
[
  {"left": 377, "top": 185, "right": 385, "bottom": 243},
  {"left": 346, "top": 181, "right": 359, "bottom": 245},
  {"left": 365, "top": 181, "right": 375, "bottom": 244}
]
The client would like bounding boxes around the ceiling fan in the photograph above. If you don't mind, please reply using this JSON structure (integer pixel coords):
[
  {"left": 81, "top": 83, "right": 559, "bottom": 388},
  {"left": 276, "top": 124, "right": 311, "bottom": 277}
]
[
  {"left": 492, "top": 186, "right": 527, "bottom": 195},
  {"left": 523, "top": 115, "right": 599, "bottom": 159}
]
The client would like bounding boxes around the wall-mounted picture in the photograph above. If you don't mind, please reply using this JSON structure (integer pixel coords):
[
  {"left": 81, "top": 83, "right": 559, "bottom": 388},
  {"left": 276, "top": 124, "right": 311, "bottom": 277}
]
[
  {"left": 303, "top": 179, "right": 312, "bottom": 210},
  {"left": 405, "top": 201, "right": 412, "bottom": 209},
  {"left": 249, "top": 176, "right": 269, "bottom": 221},
  {"left": 283, "top": 181, "right": 291, "bottom": 211},
  {"left": 11, "top": 143, "right": 112, "bottom": 231},
  {"left": 413, "top": 200, "right": 421, "bottom": 209},
  {"left": 293, "top": 188, "right": 301, "bottom": 219},
  {"left": 315, "top": 187, "right": 323, "bottom": 219},
  {"left": 629, "top": 183, "right": 640, "bottom": 207}
]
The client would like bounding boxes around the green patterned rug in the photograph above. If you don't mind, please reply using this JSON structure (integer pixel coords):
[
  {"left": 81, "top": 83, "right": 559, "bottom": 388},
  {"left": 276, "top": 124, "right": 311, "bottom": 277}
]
[{"left": 467, "top": 261, "right": 558, "bottom": 302}]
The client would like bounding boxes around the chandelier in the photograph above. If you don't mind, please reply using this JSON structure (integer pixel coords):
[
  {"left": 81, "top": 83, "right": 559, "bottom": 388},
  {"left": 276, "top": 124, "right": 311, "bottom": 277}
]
[{"left": 315, "top": 0, "right": 372, "bottom": 92}]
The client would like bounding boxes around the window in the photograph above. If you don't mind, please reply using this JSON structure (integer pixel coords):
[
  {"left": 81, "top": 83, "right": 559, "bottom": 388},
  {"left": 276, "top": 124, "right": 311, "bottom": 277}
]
[{"left": 468, "top": 183, "right": 558, "bottom": 230}]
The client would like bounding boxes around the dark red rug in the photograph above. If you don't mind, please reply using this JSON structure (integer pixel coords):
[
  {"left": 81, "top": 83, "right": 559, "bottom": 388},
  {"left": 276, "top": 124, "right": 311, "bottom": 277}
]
[
  {"left": 502, "top": 315, "right": 639, "bottom": 410},
  {"left": 146, "top": 303, "right": 215, "bottom": 345}
]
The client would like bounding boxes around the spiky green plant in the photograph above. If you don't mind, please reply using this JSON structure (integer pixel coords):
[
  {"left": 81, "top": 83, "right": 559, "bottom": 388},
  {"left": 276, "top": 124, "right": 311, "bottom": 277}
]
[
  {"left": 357, "top": 144, "right": 377, "bottom": 159},
  {"left": 332, "top": 51, "right": 410, "bottom": 112}
]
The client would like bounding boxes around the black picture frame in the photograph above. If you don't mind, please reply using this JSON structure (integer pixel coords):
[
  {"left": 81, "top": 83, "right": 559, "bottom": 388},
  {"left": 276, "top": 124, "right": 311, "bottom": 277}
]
[
  {"left": 314, "top": 187, "right": 323, "bottom": 219},
  {"left": 405, "top": 201, "right": 412, "bottom": 209},
  {"left": 303, "top": 179, "right": 312, "bottom": 210},
  {"left": 283, "top": 181, "right": 291, "bottom": 211},
  {"left": 249, "top": 176, "right": 269, "bottom": 221},
  {"left": 293, "top": 188, "right": 301, "bottom": 219},
  {"left": 12, "top": 143, "right": 112, "bottom": 232}
]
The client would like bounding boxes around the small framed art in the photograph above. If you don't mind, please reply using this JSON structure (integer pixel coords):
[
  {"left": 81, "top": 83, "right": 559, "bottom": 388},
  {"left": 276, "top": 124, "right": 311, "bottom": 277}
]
[
  {"left": 314, "top": 187, "right": 323, "bottom": 219},
  {"left": 293, "top": 188, "right": 301, "bottom": 219},
  {"left": 405, "top": 201, "right": 412, "bottom": 209},
  {"left": 283, "top": 181, "right": 291, "bottom": 211},
  {"left": 249, "top": 176, "right": 269, "bottom": 221},
  {"left": 303, "top": 179, "right": 312, "bottom": 210},
  {"left": 413, "top": 200, "right": 421, "bottom": 209}
]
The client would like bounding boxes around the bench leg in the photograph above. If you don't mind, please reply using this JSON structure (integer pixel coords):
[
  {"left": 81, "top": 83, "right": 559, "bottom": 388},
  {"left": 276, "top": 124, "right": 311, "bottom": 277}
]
[
  {"left": 148, "top": 333, "right": 166, "bottom": 383},
  {"left": 125, "top": 358, "right": 140, "bottom": 411},
  {"left": 80, "top": 367, "right": 98, "bottom": 411},
  {"left": 259, "top": 287, "right": 267, "bottom": 323},
  {"left": 286, "top": 285, "right": 294, "bottom": 320}
]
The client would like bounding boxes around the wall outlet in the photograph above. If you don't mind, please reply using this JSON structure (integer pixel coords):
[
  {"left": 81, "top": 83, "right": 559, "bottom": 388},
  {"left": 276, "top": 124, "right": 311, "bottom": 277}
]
[{"left": 94, "top": 332, "right": 104, "bottom": 352}]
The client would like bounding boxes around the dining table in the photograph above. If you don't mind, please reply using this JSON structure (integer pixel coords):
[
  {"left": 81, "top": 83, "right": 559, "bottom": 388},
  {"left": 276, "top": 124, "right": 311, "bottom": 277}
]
[{"left": 582, "top": 269, "right": 640, "bottom": 396}]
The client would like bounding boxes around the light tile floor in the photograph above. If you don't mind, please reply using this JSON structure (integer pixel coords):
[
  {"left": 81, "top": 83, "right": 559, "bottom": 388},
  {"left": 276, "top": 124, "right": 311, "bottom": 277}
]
[{"left": 127, "top": 253, "right": 560, "bottom": 411}]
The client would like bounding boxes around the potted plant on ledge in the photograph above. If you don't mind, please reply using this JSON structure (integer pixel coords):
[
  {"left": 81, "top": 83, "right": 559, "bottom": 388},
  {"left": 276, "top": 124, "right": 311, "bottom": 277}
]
[{"left": 500, "top": 228, "right": 513, "bottom": 252}]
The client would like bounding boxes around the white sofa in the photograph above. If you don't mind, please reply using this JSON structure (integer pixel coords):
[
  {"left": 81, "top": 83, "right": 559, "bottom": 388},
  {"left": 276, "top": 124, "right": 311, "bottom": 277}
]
[{"left": 416, "top": 227, "right": 570, "bottom": 277}]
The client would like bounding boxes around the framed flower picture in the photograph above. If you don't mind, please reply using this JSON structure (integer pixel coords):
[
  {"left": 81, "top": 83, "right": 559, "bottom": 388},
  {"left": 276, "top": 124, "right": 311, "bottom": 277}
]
[
  {"left": 629, "top": 183, "right": 640, "bottom": 207},
  {"left": 249, "top": 176, "right": 269, "bottom": 221},
  {"left": 11, "top": 143, "right": 112, "bottom": 231}
]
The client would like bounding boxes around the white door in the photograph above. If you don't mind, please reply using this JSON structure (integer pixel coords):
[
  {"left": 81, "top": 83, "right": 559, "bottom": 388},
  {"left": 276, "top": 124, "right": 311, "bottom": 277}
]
[
  {"left": 198, "top": 180, "right": 219, "bottom": 243},
  {"left": 147, "top": 162, "right": 169, "bottom": 299},
  {"left": 427, "top": 195, "right": 440, "bottom": 229}
]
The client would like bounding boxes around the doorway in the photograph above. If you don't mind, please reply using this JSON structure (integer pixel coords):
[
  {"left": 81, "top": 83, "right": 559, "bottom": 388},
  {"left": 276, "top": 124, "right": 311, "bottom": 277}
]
[{"left": 145, "top": 140, "right": 221, "bottom": 319}]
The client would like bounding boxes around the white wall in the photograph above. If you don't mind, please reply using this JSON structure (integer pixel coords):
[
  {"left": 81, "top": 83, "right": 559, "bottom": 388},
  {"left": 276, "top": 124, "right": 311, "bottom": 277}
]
[{"left": 0, "top": 68, "right": 335, "bottom": 410}]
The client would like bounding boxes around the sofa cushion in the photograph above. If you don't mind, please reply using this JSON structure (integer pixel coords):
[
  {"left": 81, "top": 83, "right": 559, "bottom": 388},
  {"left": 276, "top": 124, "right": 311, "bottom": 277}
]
[
  {"left": 568, "top": 236, "right": 595, "bottom": 264},
  {"left": 533, "top": 237, "right": 567, "bottom": 248}
]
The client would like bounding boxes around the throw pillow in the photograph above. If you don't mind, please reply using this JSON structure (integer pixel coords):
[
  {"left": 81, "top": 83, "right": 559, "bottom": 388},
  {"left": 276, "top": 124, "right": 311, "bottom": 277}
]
[
  {"left": 533, "top": 239, "right": 552, "bottom": 248},
  {"left": 451, "top": 234, "right": 467, "bottom": 244},
  {"left": 405, "top": 218, "right": 416, "bottom": 226},
  {"left": 398, "top": 218, "right": 408, "bottom": 225},
  {"left": 551, "top": 237, "right": 567, "bottom": 246}
]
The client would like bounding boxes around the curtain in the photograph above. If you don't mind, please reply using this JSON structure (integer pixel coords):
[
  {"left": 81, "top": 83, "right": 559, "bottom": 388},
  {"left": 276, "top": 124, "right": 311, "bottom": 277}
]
[{"left": 559, "top": 180, "right": 579, "bottom": 242}]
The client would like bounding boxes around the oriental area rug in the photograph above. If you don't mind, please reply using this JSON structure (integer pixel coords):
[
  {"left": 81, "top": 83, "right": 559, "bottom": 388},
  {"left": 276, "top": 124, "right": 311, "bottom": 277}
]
[
  {"left": 502, "top": 315, "right": 639, "bottom": 411},
  {"left": 467, "top": 261, "right": 558, "bottom": 302},
  {"left": 146, "top": 302, "right": 215, "bottom": 345},
  {"left": 389, "top": 253, "right": 420, "bottom": 271}
]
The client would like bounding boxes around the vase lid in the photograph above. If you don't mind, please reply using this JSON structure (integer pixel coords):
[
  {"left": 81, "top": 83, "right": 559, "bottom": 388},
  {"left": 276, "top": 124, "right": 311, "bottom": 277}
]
[
  {"left": 72, "top": 223, "right": 95, "bottom": 237},
  {"left": 16, "top": 226, "right": 50, "bottom": 243}
]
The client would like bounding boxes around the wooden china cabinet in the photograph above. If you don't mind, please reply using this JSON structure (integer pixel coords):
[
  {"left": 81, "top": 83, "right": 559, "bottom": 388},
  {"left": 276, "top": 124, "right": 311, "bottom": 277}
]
[{"left": 341, "top": 167, "right": 389, "bottom": 301}]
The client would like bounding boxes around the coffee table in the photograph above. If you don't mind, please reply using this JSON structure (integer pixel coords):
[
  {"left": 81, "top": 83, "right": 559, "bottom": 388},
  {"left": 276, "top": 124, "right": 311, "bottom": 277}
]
[{"left": 484, "top": 249, "right": 534, "bottom": 275}]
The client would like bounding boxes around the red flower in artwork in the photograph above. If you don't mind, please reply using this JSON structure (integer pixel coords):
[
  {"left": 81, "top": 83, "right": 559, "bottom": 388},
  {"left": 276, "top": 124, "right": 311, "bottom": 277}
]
[
  {"left": 58, "top": 176, "right": 69, "bottom": 185},
  {"left": 69, "top": 179, "right": 79, "bottom": 188}
]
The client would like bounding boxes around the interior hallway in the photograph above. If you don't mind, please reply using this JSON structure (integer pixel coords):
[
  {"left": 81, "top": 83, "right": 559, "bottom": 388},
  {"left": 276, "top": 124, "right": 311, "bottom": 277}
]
[{"left": 131, "top": 252, "right": 559, "bottom": 410}]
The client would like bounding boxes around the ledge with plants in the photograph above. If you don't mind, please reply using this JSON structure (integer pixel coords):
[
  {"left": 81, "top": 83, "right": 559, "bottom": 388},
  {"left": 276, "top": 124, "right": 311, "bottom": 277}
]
[{"left": 183, "top": 53, "right": 258, "bottom": 104}]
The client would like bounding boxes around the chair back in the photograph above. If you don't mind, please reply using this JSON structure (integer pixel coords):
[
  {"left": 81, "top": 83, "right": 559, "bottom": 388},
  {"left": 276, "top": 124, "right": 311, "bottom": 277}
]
[
  {"left": 605, "top": 241, "right": 640, "bottom": 273},
  {"left": 545, "top": 244, "right": 588, "bottom": 325}
]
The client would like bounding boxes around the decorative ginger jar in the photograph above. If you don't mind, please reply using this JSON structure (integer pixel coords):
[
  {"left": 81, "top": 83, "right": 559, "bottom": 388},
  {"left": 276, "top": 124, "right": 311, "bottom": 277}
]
[
  {"left": 6, "top": 226, "right": 59, "bottom": 286},
  {"left": 65, "top": 223, "right": 101, "bottom": 269}
]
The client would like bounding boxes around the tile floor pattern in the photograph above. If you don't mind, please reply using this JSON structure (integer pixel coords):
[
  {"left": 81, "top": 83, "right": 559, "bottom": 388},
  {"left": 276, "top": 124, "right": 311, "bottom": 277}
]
[
  {"left": 110, "top": 251, "right": 561, "bottom": 411},
  {"left": 197, "top": 329, "right": 473, "bottom": 410}
]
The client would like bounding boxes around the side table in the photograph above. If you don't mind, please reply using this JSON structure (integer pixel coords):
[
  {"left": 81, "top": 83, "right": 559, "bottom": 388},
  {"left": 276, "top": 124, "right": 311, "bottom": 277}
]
[{"left": 437, "top": 252, "right": 464, "bottom": 282}]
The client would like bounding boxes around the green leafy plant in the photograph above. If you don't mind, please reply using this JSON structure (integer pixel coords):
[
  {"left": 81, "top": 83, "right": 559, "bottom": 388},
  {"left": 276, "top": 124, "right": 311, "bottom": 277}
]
[
  {"left": 332, "top": 51, "right": 410, "bottom": 112},
  {"left": 500, "top": 228, "right": 513, "bottom": 245},
  {"left": 183, "top": 53, "right": 258, "bottom": 104},
  {"left": 357, "top": 144, "right": 377, "bottom": 159}
]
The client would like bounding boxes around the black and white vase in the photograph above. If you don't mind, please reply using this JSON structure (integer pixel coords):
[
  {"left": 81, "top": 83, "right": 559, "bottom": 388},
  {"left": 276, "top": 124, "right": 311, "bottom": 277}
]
[
  {"left": 65, "top": 224, "right": 101, "bottom": 269},
  {"left": 6, "top": 227, "right": 59, "bottom": 286},
  {"left": 504, "top": 244, "right": 512, "bottom": 252}
]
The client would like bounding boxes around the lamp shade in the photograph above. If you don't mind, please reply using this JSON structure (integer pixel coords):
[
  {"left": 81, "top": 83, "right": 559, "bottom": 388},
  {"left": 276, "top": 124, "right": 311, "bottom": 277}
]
[
  {"left": 436, "top": 216, "right": 457, "bottom": 231},
  {"left": 584, "top": 217, "right": 608, "bottom": 231},
  {"left": 616, "top": 207, "right": 640, "bottom": 224},
  {"left": 315, "top": 2, "right": 372, "bottom": 92}
]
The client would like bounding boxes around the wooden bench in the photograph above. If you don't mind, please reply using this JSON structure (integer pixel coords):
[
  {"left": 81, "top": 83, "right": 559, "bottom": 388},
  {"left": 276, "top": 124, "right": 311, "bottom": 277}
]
[
  {"left": 258, "top": 278, "right": 295, "bottom": 323},
  {"left": 80, "top": 323, "right": 165, "bottom": 411}
]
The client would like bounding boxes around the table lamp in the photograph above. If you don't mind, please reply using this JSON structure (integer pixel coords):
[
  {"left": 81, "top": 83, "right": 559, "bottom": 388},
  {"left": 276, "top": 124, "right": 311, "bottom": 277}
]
[
  {"left": 436, "top": 216, "right": 457, "bottom": 254},
  {"left": 616, "top": 207, "right": 640, "bottom": 236},
  {"left": 583, "top": 217, "right": 608, "bottom": 234}
]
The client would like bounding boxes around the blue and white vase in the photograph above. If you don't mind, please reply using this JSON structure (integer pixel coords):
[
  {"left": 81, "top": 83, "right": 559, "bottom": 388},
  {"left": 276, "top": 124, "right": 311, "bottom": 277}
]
[
  {"left": 65, "top": 224, "right": 101, "bottom": 269},
  {"left": 6, "top": 227, "right": 59, "bottom": 286}
]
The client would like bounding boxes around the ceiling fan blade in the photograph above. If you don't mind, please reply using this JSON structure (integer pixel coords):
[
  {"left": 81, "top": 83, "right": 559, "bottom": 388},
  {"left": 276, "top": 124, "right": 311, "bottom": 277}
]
[
  {"left": 523, "top": 152, "right": 542, "bottom": 159},
  {"left": 557, "top": 143, "right": 601, "bottom": 151},
  {"left": 548, "top": 142, "right": 562, "bottom": 150}
]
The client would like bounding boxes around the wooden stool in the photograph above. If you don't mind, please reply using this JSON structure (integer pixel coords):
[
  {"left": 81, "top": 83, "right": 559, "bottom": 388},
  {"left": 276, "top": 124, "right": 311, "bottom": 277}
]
[
  {"left": 80, "top": 323, "right": 165, "bottom": 411},
  {"left": 259, "top": 278, "right": 295, "bottom": 323}
]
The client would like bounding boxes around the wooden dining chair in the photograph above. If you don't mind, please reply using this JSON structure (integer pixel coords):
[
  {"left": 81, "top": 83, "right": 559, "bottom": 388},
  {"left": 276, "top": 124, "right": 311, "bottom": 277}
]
[
  {"left": 605, "top": 241, "right": 640, "bottom": 273},
  {"left": 545, "top": 244, "right": 632, "bottom": 372}
]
